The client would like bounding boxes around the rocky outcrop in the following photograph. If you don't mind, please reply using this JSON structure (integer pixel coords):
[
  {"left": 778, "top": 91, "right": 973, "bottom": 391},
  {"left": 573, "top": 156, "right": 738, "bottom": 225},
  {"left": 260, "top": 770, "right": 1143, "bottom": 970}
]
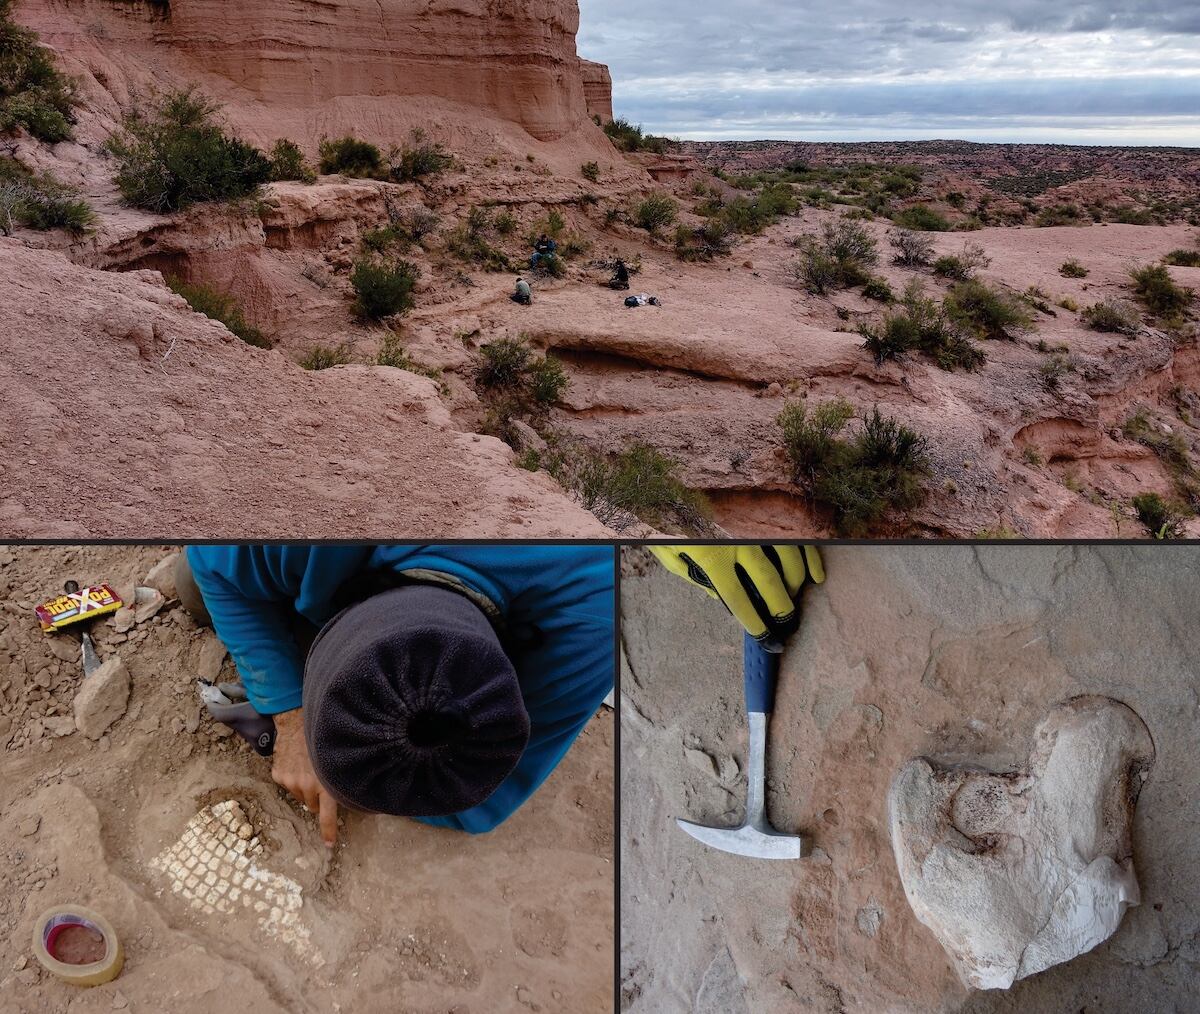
[
  {"left": 0, "top": 242, "right": 614, "bottom": 539},
  {"left": 579, "top": 57, "right": 613, "bottom": 123},
  {"left": 889, "top": 697, "right": 1154, "bottom": 990},
  {"left": 18, "top": 0, "right": 606, "bottom": 145}
]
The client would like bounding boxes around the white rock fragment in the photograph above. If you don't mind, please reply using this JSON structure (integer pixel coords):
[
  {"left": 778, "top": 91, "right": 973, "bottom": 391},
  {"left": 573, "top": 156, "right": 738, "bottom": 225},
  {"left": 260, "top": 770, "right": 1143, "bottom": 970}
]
[
  {"left": 144, "top": 552, "right": 180, "bottom": 598},
  {"left": 73, "top": 656, "right": 131, "bottom": 740},
  {"left": 888, "top": 696, "right": 1154, "bottom": 990}
]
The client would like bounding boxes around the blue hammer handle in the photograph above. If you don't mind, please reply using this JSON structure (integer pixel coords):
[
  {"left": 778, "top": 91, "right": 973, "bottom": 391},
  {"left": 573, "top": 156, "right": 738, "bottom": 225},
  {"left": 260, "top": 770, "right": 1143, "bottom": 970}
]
[{"left": 743, "top": 631, "right": 780, "bottom": 715}]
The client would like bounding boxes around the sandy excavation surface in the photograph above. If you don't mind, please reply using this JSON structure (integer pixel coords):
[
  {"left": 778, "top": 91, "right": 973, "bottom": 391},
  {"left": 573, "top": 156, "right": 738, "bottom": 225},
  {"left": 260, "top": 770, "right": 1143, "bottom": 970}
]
[
  {"left": 0, "top": 546, "right": 614, "bottom": 1013},
  {"left": 620, "top": 545, "right": 1200, "bottom": 1013}
]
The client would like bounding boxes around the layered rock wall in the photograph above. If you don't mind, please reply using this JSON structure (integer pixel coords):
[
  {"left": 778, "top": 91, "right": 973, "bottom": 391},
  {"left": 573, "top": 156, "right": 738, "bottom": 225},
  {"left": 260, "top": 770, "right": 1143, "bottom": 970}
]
[
  {"left": 17, "top": 0, "right": 611, "bottom": 145},
  {"left": 579, "top": 57, "right": 614, "bottom": 122}
]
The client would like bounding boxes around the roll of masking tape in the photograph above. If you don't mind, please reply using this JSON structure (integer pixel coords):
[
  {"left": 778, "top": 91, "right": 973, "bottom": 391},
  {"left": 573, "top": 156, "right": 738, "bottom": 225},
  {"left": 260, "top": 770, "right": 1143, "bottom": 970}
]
[{"left": 32, "top": 905, "right": 124, "bottom": 987}]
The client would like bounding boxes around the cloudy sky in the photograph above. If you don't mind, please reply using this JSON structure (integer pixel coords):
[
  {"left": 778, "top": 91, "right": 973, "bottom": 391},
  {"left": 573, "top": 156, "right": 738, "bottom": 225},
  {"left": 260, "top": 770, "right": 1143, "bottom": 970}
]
[{"left": 576, "top": 0, "right": 1200, "bottom": 145}]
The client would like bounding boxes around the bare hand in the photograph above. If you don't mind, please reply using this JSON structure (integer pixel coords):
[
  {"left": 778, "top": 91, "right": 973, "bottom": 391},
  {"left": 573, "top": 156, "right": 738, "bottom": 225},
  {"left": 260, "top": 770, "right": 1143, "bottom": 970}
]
[{"left": 271, "top": 707, "right": 338, "bottom": 848}]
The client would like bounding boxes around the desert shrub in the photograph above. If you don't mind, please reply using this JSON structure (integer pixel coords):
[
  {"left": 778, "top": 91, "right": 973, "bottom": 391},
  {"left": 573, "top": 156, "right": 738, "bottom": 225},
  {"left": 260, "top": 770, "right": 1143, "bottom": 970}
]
[
  {"left": 318, "top": 136, "right": 385, "bottom": 178},
  {"left": 300, "top": 343, "right": 353, "bottom": 370},
  {"left": 1038, "top": 352, "right": 1077, "bottom": 390},
  {"left": 933, "top": 242, "right": 990, "bottom": 281},
  {"left": 493, "top": 210, "right": 516, "bottom": 235},
  {"left": 1035, "top": 204, "right": 1084, "bottom": 227},
  {"left": 862, "top": 277, "right": 895, "bottom": 302},
  {"left": 476, "top": 337, "right": 532, "bottom": 388},
  {"left": 711, "top": 183, "right": 799, "bottom": 236},
  {"left": 374, "top": 331, "right": 443, "bottom": 384},
  {"left": 944, "top": 279, "right": 1034, "bottom": 339},
  {"left": 349, "top": 257, "right": 419, "bottom": 319},
  {"left": 445, "top": 207, "right": 511, "bottom": 271},
  {"left": 1112, "top": 206, "right": 1157, "bottom": 226},
  {"left": 106, "top": 89, "right": 272, "bottom": 211},
  {"left": 267, "top": 139, "right": 315, "bottom": 183},
  {"left": 675, "top": 216, "right": 735, "bottom": 261},
  {"left": 167, "top": 277, "right": 270, "bottom": 348},
  {"left": 389, "top": 130, "right": 452, "bottom": 182},
  {"left": 581, "top": 161, "right": 600, "bottom": 183},
  {"left": 1132, "top": 492, "right": 1183, "bottom": 538},
  {"left": 1131, "top": 264, "right": 1193, "bottom": 319},
  {"left": 1082, "top": 298, "right": 1140, "bottom": 335},
  {"left": 603, "top": 117, "right": 676, "bottom": 154},
  {"left": 793, "top": 217, "right": 879, "bottom": 293},
  {"left": 859, "top": 281, "right": 984, "bottom": 371},
  {"left": 890, "top": 228, "right": 934, "bottom": 267},
  {"left": 1059, "top": 259, "right": 1089, "bottom": 278},
  {"left": 893, "top": 204, "right": 951, "bottom": 232},
  {"left": 529, "top": 355, "right": 569, "bottom": 405},
  {"left": 634, "top": 192, "right": 678, "bottom": 234},
  {"left": 553, "top": 441, "right": 710, "bottom": 533},
  {"left": 777, "top": 399, "right": 930, "bottom": 535},
  {"left": 0, "top": 161, "right": 94, "bottom": 234},
  {"left": 1164, "top": 249, "right": 1200, "bottom": 268},
  {"left": 474, "top": 337, "right": 569, "bottom": 444},
  {"left": 0, "top": 0, "right": 76, "bottom": 142}
]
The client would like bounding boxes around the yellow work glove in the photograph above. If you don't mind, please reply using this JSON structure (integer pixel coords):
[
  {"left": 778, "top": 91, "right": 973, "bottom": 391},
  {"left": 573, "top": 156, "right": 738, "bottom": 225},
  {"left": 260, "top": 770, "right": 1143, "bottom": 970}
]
[{"left": 649, "top": 545, "right": 824, "bottom": 652}]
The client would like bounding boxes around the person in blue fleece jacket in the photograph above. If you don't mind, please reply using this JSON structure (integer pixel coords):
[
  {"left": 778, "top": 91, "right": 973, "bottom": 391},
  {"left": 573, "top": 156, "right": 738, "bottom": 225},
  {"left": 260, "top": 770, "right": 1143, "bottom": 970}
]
[{"left": 183, "top": 544, "right": 614, "bottom": 847}]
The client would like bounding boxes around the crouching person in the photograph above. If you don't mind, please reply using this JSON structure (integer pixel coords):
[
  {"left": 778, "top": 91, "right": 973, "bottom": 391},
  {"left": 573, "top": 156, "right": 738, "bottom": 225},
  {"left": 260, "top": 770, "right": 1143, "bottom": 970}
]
[{"left": 177, "top": 544, "right": 614, "bottom": 846}]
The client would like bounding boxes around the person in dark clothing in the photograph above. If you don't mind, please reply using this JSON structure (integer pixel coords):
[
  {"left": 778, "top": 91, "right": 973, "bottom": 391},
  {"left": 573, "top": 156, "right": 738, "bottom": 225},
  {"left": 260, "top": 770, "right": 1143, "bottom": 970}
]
[
  {"left": 179, "top": 544, "right": 614, "bottom": 846},
  {"left": 530, "top": 233, "right": 558, "bottom": 270},
  {"left": 609, "top": 259, "right": 630, "bottom": 290}
]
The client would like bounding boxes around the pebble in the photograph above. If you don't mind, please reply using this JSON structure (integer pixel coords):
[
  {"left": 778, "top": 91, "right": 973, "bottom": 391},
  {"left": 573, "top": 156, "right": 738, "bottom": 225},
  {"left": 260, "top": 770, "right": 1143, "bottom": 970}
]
[
  {"left": 12, "top": 955, "right": 27, "bottom": 971},
  {"left": 112, "top": 990, "right": 129, "bottom": 1010}
]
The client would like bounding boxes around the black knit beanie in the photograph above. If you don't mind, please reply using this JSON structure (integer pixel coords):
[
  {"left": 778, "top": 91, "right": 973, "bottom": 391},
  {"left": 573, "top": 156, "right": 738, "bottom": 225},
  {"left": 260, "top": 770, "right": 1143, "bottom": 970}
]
[{"left": 303, "top": 584, "right": 530, "bottom": 817}]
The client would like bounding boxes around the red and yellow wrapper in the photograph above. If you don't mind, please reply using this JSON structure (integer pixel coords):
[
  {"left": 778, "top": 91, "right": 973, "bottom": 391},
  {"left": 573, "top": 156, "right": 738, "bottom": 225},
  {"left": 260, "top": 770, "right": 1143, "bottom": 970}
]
[{"left": 35, "top": 585, "right": 123, "bottom": 632}]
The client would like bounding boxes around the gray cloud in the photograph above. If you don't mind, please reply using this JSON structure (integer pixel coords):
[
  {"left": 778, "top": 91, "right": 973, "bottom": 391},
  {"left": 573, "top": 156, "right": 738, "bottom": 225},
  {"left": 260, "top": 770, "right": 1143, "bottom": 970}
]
[{"left": 577, "top": 0, "right": 1200, "bottom": 143}]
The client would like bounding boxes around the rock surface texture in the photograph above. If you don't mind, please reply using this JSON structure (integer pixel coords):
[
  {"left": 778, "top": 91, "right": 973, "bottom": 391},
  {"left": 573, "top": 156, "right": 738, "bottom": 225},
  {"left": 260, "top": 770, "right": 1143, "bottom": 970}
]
[
  {"left": 889, "top": 697, "right": 1154, "bottom": 990},
  {"left": 19, "top": 0, "right": 611, "bottom": 147},
  {"left": 620, "top": 545, "right": 1200, "bottom": 1013}
]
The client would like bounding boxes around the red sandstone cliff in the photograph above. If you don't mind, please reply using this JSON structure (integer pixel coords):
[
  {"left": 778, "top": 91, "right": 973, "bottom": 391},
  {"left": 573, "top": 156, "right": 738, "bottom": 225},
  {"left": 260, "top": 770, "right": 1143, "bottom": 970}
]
[{"left": 16, "top": 0, "right": 613, "bottom": 147}]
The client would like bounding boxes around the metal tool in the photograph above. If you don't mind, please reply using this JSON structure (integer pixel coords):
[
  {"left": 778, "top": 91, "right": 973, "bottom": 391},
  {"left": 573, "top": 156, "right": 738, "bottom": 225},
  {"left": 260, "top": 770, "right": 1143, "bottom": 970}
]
[
  {"left": 197, "top": 680, "right": 277, "bottom": 757},
  {"left": 676, "top": 631, "right": 803, "bottom": 859},
  {"left": 80, "top": 632, "right": 101, "bottom": 678}
]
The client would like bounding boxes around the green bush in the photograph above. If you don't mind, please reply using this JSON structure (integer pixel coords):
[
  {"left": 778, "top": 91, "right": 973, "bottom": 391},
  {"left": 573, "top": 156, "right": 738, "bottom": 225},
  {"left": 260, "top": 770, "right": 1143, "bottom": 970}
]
[
  {"left": 476, "top": 337, "right": 533, "bottom": 388},
  {"left": 167, "top": 277, "right": 270, "bottom": 348},
  {"left": 634, "top": 192, "right": 678, "bottom": 234},
  {"left": 1059, "top": 259, "right": 1089, "bottom": 278},
  {"left": 1035, "top": 204, "right": 1084, "bottom": 227},
  {"left": 777, "top": 399, "right": 931, "bottom": 535},
  {"left": 603, "top": 117, "right": 676, "bottom": 154},
  {"left": 933, "top": 243, "right": 989, "bottom": 281},
  {"left": 1131, "top": 263, "right": 1193, "bottom": 319},
  {"left": 0, "top": 160, "right": 95, "bottom": 234},
  {"left": 1038, "top": 352, "right": 1077, "bottom": 390},
  {"left": 374, "top": 331, "right": 443, "bottom": 384},
  {"left": 267, "top": 139, "right": 315, "bottom": 183},
  {"left": 1132, "top": 492, "right": 1182, "bottom": 538},
  {"left": 793, "top": 217, "right": 878, "bottom": 293},
  {"left": 859, "top": 282, "right": 984, "bottom": 372},
  {"left": 862, "top": 277, "right": 895, "bottom": 302},
  {"left": 1164, "top": 249, "right": 1200, "bottom": 268},
  {"left": 581, "top": 161, "right": 600, "bottom": 183},
  {"left": 944, "top": 279, "right": 1034, "bottom": 339},
  {"left": 390, "top": 130, "right": 452, "bottom": 182},
  {"left": 557, "top": 441, "right": 710, "bottom": 533},
  {"left": 529, "top": 355, "right": 569, "bottom": 404},
  {"left": 318, "top": 136, "right": 385, "bottom": 178},
  {"left": 300, "top": 343, "right": 354, "bottom": 370},
  {"left": 1082, "top": 298, "right": 1140, "bottom": 335},
  {"left": 106, "top": 89, "right": 272, "bottom": 211},
  {"left": 893, "top": 205, "right": 951, "bottom": 232},
  {"left": 0, "top": 0, "right": 76, "bottom": 142},
  {"left": 349, "top": 257, "right": 419, "bottom": 319},
  {"left": 675, "top": 218, "right": 734, "bottom": 262},
  {"left": 890, "top": 228, "right": 935, "bottom": 267}
]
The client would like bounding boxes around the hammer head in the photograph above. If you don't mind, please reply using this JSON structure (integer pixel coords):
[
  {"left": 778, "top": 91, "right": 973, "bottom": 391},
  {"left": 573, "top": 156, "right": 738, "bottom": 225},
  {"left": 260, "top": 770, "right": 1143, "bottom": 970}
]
[{"left": 676, "top": 817, "right": 803, "bottom": 860}]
